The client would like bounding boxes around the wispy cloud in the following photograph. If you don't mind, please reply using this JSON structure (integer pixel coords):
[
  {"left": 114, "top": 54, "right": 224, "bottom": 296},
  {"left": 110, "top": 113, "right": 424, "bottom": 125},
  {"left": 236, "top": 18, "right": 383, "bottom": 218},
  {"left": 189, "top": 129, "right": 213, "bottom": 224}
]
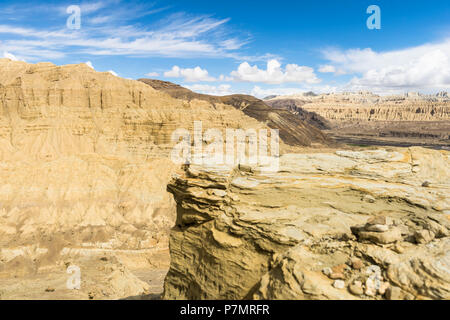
[
  {"left": 0, "top": 3, "right": 247, "bottom": 61},
  {"left": 318, "top": 65, "right": 336, "bottom": 73}
]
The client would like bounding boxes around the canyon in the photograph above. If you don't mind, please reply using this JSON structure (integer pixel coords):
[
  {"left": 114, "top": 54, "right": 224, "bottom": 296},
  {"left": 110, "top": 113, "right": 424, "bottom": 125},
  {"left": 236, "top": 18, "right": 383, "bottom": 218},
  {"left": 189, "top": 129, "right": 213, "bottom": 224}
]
[
  {"left": 0, "top": 59, "right": 327, "bottom": 299},
  {"left": 265, "top": 92, "right": 450, "bottom": 150},
  {"left": 0, "top": 59, "right": 448, "bottom": 300},
  {"left": 138, "top": 79, "right": 332, "bottom": 148}
]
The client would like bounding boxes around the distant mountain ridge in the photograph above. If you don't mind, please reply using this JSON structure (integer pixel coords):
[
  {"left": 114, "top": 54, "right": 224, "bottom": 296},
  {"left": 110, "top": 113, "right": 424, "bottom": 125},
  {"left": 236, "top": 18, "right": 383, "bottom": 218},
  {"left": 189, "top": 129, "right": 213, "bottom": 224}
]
[
  {"left": 138, "top": 79, "right": 333, "bottom": 147},
  {"left": 265, "top": 90, "right": 450, "bottom": 149}
]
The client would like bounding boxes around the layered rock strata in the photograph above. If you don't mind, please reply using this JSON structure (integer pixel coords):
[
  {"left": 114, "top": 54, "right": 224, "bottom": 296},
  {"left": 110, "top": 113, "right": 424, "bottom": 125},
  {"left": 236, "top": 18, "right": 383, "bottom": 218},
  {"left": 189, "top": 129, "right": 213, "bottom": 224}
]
[
  {"left": 0, "top": 59, "right": 302, "bottom": 298},
  {"left": 267, "top": 92, "right": 450, "bottom": 122},
  {"left": 139, "top": 79, "right": 333, "bottom": 147},
  {"left": 164, "top": 147, "right": 450, "bottom": 300},
  {"left": 265, "top": 92, "right": 450, "bottom": 149}
]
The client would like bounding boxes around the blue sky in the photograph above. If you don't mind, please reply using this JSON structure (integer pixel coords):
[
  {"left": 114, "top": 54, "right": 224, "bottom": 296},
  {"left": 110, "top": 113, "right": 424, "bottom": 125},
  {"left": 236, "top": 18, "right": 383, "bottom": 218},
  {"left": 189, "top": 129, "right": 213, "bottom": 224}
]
[{"left": 0, "top": 0, "right": 449, "bottom": 97}]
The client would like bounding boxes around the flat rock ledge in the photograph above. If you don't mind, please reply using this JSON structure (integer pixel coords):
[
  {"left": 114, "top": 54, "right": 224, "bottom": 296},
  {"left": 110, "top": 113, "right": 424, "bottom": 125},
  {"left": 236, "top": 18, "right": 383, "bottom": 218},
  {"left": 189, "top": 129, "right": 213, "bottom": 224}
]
[{"left": 163, "top": 147, "right": 450, "bottom": 300}]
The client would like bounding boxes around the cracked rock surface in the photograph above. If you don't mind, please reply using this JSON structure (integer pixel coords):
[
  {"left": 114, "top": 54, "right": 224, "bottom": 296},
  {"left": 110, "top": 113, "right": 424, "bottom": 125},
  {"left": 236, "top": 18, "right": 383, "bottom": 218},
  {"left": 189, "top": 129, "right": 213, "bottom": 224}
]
[{"left": 164, "top": 147, "right": 450, "bottom": 300}]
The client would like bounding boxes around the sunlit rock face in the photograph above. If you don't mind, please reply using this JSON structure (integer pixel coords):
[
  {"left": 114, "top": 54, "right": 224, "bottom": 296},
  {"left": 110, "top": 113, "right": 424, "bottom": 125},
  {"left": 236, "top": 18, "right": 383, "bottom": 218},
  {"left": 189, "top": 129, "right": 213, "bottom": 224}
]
[
  {"left": 267, "top": 91, "right": 450, "bottom": 122},
  {"left": 0, "top": 59, "right": 331, "bottom": 299},
  {"left": 164, "top": 147, "right": 450, "bottom": 300},
  {"left": 0, "top": 59, "right": 291, "bottom": 298},
  {"left": 266, "top": 92, "right": 450, "bottom": 149}
]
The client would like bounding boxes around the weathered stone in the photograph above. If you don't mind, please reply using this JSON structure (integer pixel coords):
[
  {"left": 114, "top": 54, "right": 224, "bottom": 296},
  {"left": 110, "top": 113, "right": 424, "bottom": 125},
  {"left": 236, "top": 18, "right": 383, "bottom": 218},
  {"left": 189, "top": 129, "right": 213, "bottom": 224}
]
[
  {"left": 386, "top": 240, "right": 450, "bottom": 299},
  {"left": 367, "top": 216, "right": 389, "bottom": 226},
  {"left": 329, "top": 273, "right": 346, "bottom": 280},
  {"left": 378, "top": 282, "right": 390, "bottom": 296},
  {"left": 393, "top": 243, "right": 405, "bottom": 254},
  {"left": 212, "top": 189, "right": 227, "bottom": 197},
  {"left": 363, "top": 195, "right": 376, "bottom": 203},
  {"left": 332, "top": 264, "right": 349, "bottom": 274},
  {"left": 365, "top": 224, "right": 390, "bottom": 233},
  {"left": 386, "top": 286, "right": 407, "bottom": 300},
  {"left": 365, "top": 278, "right": 378, "bottom": 297},
  {"left": 333, "top": 280, "right": 346, "bottom": 290},
  {"left": 164, "top": 147, "right": 450, "bottom": 300},
  {"left": 350, "top": 258, "right": 365, "bottom": 270},
  {"left": 415, "top": 230, "right": 435, "bottom": 244},
  {"left": 348, "top": 281, "right": 364, "bottom": 296},
  {"left": 358, "top": 228, "right": 403, "bottom": 245},
  {"left": 322, "top": 268, "right": 332, "bottom": 276}
]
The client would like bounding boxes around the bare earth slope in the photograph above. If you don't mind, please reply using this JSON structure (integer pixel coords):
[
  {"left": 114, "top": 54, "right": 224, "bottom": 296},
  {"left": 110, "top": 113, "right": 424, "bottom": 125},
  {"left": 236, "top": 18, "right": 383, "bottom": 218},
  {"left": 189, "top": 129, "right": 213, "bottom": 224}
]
[
  {"left": 266, "top": 92, "right": 450, "bottom": 149},
  {"left": 139, "top": 79, "right": 333, "bottom": 147},
  {"left": 164, "top": 147, "right": 450, "bottom": 300},
  {"left": 0, "top": 59, "right": 294, "bottom": 299}
]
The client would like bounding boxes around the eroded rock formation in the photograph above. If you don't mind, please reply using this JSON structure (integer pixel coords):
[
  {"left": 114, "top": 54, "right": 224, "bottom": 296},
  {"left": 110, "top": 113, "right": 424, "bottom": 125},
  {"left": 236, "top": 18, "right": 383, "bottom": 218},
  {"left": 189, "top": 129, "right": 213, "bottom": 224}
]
[
  {"left": 139, "top": 79, "right": 333, "bottom": 147},
  {"left": 0, "top": 59, "right": 304, "bottom": 299},
  {"left": 266, "top": 92, "right": 450, "bottom": 149},
  {"left": 267, "top": 91, "right": 450, "bottom": 122},
  {"left": 164, "top": 147, "right": 450, "bottom": 300}
]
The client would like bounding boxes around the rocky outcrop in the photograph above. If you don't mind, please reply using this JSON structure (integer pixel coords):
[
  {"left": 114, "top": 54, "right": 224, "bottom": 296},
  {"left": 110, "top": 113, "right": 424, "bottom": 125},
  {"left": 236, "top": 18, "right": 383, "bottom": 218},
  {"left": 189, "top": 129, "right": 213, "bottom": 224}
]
[
  {"left": 0, "top": 58, "right": 281, "bottom": 248},
  {"left": 0, "top": 59, "right": 306, "bottom": 298},
  {"left": 139, "top": 79, "right": 333, "bottom": 147},
  {"left": 164, "top": 147, "right": 450, "bottom": 300}
]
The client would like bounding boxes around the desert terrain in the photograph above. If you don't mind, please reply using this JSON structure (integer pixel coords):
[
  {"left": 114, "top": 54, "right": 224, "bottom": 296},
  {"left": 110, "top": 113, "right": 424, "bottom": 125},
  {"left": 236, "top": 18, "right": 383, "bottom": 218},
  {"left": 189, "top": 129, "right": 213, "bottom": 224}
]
[
  {"left": 0, "top": 59, "right": 449, "bottom": 300},
  {"left": 265, "top": 92, "right": 450, "bottom": 150}
]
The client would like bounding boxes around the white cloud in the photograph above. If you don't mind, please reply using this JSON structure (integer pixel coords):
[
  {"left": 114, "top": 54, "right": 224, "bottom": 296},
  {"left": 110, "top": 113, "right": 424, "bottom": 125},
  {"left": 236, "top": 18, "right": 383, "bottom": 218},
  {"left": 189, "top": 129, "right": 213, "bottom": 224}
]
[
  {"left": 83, "top": 2, "right": 170, "bottom": 25},
  {"left": 3, "top": 51, "right": 19, "bottom": 61},
  {"left": 107, "top": 70, "right": 118, "bottom": 76},
  {"left": 145, "top": 72, "right": 160, "bottom": 77},
  {"left": 0, "top": 11, "right": 247, "bottom": 61},
  {"left": 89, "top": 15, "right": 113, "bottom": 25},
  {"left": 164, "top": 66, "right": 215, "bottom": 82},
  {"left": 186, "top": 84, "right": 233, "bottom": 96},
  {"left": 230, "top": 59, "right": 320, "bottom": 84},
  {"left": 80, "top": 2, "right": 107, "bottom": 14},
  {"left": 220, "top": 39, "right": 245, "bottom": 50},
  {"left": 322, "top": 39, "right": 450, "bottom": 92},
  {"left": 85, "top": 61, "right": 94, "bottom": 69},
  {"left": 318, "top": 65, "right": 336, "bottom": 73},
  {"left": 218, "top": 74, "right": 233, "bottom": 81}
]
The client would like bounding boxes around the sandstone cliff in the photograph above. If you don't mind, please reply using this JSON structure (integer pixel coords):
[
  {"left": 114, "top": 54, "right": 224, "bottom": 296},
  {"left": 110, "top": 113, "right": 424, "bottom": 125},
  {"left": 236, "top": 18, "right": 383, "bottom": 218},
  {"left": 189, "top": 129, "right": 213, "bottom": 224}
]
[
  {"left": 164, "top": 147, "right": 450, "bottom": 300},
  {"left": 0, "top": 59, "right": 296, "bottom": 299},
  {"left": 267, "top": 91, "right": 450, "bottom": 122},
  {"left": 266, "top": 92, "right": 450, "bottom": 149}
]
